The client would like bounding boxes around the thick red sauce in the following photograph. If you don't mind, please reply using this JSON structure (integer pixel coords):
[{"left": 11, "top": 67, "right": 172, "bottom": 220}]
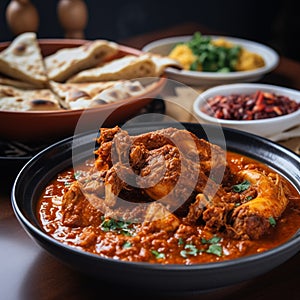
[{"left": 37, "top": 152, "right": 300, "bottom": 264}]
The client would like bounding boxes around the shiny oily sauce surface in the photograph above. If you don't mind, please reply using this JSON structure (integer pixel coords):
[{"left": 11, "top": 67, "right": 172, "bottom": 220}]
[{"left": 37, "top": 152, "right": 300, "bottom": 264}]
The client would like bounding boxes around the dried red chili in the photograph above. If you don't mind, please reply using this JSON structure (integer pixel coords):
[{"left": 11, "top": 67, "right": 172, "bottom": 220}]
[{"left": 201, "top": 90, "right": 300, "bottom": 120}]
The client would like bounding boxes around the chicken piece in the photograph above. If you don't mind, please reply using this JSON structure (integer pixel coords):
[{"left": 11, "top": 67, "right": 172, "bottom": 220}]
[
  {"left": 137, "top": 144, "right": 181, "bottom": 200},
  {"left": 93, "top": 126, "right": 229, "bottom": 219},
  {"left": 202, "top": 204, "right": 235, "bottom": 232},
  {"left": 104, "top": 163, "right": 137, "bottom": 207},
  {"left": 104, "top": 165, "right": 124, "bottom": 207},
  {"left": 142, "top": 202, "right": 180, "bottom": 232},
  {"left": 133, "top": 128, "right": 229, "bottom": 216},
  {"left": 129, "top": 143, "right": 149, "bottom": 170},
  {"left": 184, "top": 193, "right": 209, "bottom": 223},
  {"left": 137, "top": 143, "right": 225, "bottom": 213},
  {"left": 61, "top": 181, "right": 105, "bottom": 227},
  {"left": 231, "top": 170, "right": 289, "bottom": 239},
  {"left": 110, "top": 127, "right": 132, "bottom": 165},
  {"left": 184, "top": 188, "right": 234, "bottom": 228},
  {"left": 195, "top": 138, "right": 230, "bottom": 182},
  {"left": 132, "top": 127, "right": 229, "bottom": 184},
  {"left": 184, "top": 169, "right": 289, "bottom": 239},
  {"left": 103, "top": 128, "right": 142, "bottom": 206},
  {"left": 131, "top": 127, "right": 179, "bottom": 150},
  {"left": 77, "top": 170, "right": 106, "bottom": 197},
  {"left": 94, "top": 126, "right": 121, "bottom": 170},
  {"left": 94, "top": 140, "right": 113, "bottom": 171},
  {"left": 97, "top": 126, "right": 121, "bottom": 144}
]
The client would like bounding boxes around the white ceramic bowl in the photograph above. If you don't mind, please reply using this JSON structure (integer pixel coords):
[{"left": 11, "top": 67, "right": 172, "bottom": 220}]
[
  {"left": 142, "top": 35, "right": 279, "bottom": 86},
  {"left": 193, "top": 83, "right": 300, "bottom": 139}
]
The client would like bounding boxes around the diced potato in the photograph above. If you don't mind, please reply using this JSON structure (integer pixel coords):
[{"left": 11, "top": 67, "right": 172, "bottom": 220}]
[
  {"left": 235, "top": 48, "right": 265, "bottom": 71},
  {"left": 168, "top": 44, "right": 197, "bottom": 70}
]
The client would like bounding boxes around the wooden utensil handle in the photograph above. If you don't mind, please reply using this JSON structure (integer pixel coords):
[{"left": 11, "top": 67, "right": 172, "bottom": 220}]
[
  {"left": 6, "top": 0, "right": 88, "bottom": 39},
  {"left": 6, "top": 0, "right": 39, "bottom": 36},
  {"left": 57, "top": 0, "right": 88, "bottom": 39}
]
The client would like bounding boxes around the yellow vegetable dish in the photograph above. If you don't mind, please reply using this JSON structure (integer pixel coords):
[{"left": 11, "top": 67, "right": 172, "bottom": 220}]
[
  {"left": 235, "top": 48, "right": 265, "bottom": 71},
  {"left": 168, "top": 36, "right": 265, "bottom": 72},
  {"left": 168, "top": 44, "right": 198, "bottom": 70}
]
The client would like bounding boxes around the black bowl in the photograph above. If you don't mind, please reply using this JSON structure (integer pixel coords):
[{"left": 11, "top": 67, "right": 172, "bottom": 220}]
[{"left": 11, "top": 122, "right": 300, "bottom": 293}]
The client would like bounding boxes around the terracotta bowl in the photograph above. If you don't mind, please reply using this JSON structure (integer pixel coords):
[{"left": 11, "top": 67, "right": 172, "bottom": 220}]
[{"left": 0, "top": 39, "right": 165, "bottom": 143}]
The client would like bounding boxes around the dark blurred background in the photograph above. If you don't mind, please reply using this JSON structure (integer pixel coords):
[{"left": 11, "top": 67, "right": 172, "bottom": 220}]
[{"left": 0, "top": 0, "right": 299, "bottom": 61}]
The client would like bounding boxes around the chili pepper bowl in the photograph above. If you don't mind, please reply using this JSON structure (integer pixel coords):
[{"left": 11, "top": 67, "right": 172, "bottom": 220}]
[{"left": 193, "top": 83, "right": 300, "bottom": 140}]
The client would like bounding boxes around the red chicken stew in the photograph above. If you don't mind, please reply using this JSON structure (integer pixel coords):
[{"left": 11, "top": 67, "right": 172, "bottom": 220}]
[{"left": 37, "top": 126, "right": 300, "bottom": 264}]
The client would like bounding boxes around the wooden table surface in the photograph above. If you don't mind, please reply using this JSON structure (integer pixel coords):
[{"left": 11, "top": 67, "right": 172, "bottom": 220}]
[{"left": 1, "top": 22, "right": 300, "bottom": 300}]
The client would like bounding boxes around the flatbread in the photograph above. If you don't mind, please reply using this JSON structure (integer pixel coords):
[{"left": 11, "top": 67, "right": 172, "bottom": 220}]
[
  {"left": 49, "top": 80, "right": 119, "bottom": 109},
  {"left": 150, "top": 54, "right": 183, "bottom": 75},
  {"left": 0, "top": 75, "right": 38, "bottom": 89},
  {"left": 0, "top": 84, "right": 62, "bottom": 111},
  {"left": 45, "top": 40, "right": 119, "bottom": 82},
  {"left": 0, "top": 32, "right": 48, "bottom": 88},
  {"left": 67, "top": 54, "right": 157, "bottom": 83},
  {"left": 90, "top": 80, "right": 148, "bottom": 104},
  {"left": 70, "top": 80, "right": 148, "bottom": 109},
  {"left": 50, "top": 80, "right": 148, "bottom": 110},
  {"left": 0, "top": 34, "right": 173, "bottom": 112},
  {"left": 67, "top": 54, "right": 182, "bottom": 83}
]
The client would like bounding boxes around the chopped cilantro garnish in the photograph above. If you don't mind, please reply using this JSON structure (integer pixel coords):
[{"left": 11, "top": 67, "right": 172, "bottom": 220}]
[
  {"left": 178, "top": 237, "right": 184, "bottom": 245},
  {"left": 122, "top": 241, "right": 132, "bottom": 249},
  {"left": 269, "top": 216, "right": 276, "bottom": 227},
  {"left": 179, "top": 238, "right": 223, "bottom": 258},
  {"left": 151, "top": 250, "right": 165, "bottom": 259},
  {"left": 180, "top": 244, "right": 198, "bottom": 258},
  {"left": 100, "top": 217, "right": 134, "bottom": 236},
  {"left": 185, "top": 31, "right": 241, "bottom": 72},
  {"left": 206, "top": 244, "right": 222, "bottom": 257},
  {"left": 201, "top": 236, "right": 221, "bottom": 245},
  {"left": 232, "top": 180, "right": 251, "bottom": 193},
  {"left": 74, "top": 170, "right": 83, "bottom": 180}
]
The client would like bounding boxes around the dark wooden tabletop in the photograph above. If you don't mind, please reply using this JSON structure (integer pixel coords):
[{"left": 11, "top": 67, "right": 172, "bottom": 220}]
[{"left": 1, "top": 22, "right": 300, "bottom": 300}]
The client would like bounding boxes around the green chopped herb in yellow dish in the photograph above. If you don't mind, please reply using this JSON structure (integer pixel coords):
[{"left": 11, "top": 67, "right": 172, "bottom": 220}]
[{"left": 168, "top": 32, "right": 265, "bottom": 73}]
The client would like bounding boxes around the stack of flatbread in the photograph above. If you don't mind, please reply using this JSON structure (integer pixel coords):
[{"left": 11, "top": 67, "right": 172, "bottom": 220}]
[{"left": 0, "top": 32, "right": 182, "bottom": 112}]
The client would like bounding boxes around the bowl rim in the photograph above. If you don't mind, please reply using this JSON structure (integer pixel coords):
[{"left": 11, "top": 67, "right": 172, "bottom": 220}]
[
  {"left": 11, "top": 123, "right": 300, "bottom": 272},
  {"left": 142, "top": 35, "right": 279, "bottom": 80},
  {"left": 193, "top": 83, "right": 300, "bottom": 125}
]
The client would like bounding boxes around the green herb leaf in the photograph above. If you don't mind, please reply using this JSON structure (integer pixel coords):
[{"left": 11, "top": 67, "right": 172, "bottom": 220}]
[
  {"left": 232, "top": 180, "right": 251, "bottom": 193},
  {"left": 206, "top": 244, "right": 223, "bottom": 257},
  {"left": 269, "top": 216, "right": 276, "bottom": 227},
  {"left": 100, "top": 217, "right": 134, "bottom": 236},
  {"left": 178, "top": 237, "right": 184, "bottom": 245},
  {"left": 151, "top": 250, "right": 165, "bottom": 259},
  {"left": 122, "top": 241, "right": 132, "bottom": 249},
  {"left": 185, "top": 31, "right": 241, "bottom": 72},
  {"left": 201, "top": 235, "right": 221, "bottom": 245},
  {"left": 74, "top": 170, "right": 83, "bottom": 180},
  {"left": 180, "top": 244, "right": 198, "bottom": 258}
]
